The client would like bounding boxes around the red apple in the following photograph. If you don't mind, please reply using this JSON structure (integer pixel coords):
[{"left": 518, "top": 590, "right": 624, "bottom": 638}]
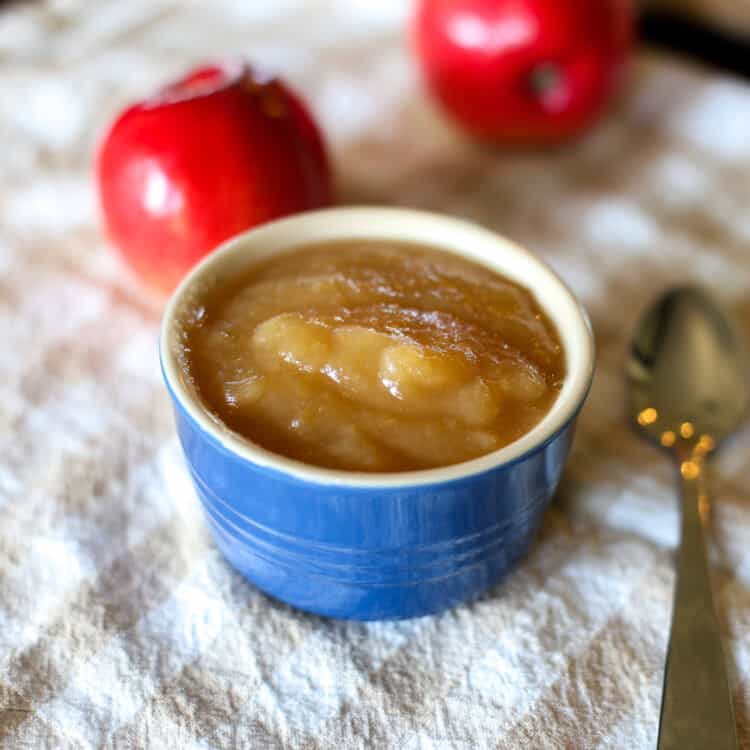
[
  {"left": 412, "top": 0, "right": 633, "bottom": 143},
  {"left": 97, "top": 61, "right": 332, "bottom": 294}
]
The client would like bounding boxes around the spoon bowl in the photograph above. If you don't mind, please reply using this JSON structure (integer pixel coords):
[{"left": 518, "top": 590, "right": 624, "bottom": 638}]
[{"left": 628, "top": 286, "right": 748, "bottom": 450}]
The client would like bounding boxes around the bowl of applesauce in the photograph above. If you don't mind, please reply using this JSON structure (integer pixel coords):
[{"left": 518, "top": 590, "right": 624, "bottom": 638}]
[{"left": 160, "top": 207, "right": 594, "bottom": 620}]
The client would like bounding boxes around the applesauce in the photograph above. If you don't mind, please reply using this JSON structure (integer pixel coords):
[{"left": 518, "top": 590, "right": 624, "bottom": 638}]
[{"left": 179, "top": 240, "right": 565, "bottom": 472}]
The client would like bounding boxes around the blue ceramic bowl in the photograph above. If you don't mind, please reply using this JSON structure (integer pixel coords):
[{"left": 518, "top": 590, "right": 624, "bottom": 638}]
[{"left": 160, "top": 207, "right": 594, "bottom": 620}]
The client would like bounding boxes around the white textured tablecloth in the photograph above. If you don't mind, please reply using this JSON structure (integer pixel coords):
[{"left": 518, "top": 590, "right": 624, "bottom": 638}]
[{"left": 2, "top": 1, "right": 750, "bottom": 748}]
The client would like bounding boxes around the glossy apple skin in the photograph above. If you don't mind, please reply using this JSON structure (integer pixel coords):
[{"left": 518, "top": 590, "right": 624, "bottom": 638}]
[
  {"left": 412, "top": 0, "right": 634, "bottom": 143},
  {"left": 97, "top": 62, "right": 332, "bottom": 294}
]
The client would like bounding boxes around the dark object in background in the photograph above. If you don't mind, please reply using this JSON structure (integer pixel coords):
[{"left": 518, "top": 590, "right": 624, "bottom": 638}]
[{"left": 640, "top": 9, "right": 750, "bottom": 79}]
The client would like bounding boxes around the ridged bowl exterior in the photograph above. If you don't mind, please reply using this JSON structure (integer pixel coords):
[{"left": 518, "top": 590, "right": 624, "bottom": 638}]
[{"left": 167, "top": 379, "right": 576, "bottom": 620}]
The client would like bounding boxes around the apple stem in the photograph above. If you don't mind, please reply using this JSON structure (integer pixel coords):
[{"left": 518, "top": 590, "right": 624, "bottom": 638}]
[{"left": 528, "top": 63, "right": 562, "bottom": 96}]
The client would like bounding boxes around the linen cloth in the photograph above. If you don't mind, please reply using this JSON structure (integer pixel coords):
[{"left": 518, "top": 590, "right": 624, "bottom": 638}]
[{"left": 1, "top": 1, "right": 750, "bottom": 748}]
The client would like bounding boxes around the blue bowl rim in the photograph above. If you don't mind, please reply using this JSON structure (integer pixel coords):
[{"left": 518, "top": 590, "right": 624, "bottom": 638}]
[{"left": 160, "top": 206, "right": 595, "bottom": 489}]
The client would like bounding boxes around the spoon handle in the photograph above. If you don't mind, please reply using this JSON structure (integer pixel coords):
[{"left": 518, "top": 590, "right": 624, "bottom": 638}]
[{"left": 657, "top": 467, "right": 737, "bottom": 750}]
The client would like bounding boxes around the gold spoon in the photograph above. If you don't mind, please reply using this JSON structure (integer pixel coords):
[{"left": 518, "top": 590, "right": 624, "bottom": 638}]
[{"left": 628, "top": 286, "right": 747, "bottom": 750}]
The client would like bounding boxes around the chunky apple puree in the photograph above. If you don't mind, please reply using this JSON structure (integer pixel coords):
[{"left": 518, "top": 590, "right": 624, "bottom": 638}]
[{"left": 180, "top": 240, "right": 565, "bottom": 472}]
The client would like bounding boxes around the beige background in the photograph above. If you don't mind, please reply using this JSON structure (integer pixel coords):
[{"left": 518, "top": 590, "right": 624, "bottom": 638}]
[{"left": 1, "top": 1, "right": 750, "bottom": 748}]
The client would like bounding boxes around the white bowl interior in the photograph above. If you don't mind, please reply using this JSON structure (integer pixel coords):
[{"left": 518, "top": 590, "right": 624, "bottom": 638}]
[{"left": 161, "top": 207, "right": 594, "bottom": 487}]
